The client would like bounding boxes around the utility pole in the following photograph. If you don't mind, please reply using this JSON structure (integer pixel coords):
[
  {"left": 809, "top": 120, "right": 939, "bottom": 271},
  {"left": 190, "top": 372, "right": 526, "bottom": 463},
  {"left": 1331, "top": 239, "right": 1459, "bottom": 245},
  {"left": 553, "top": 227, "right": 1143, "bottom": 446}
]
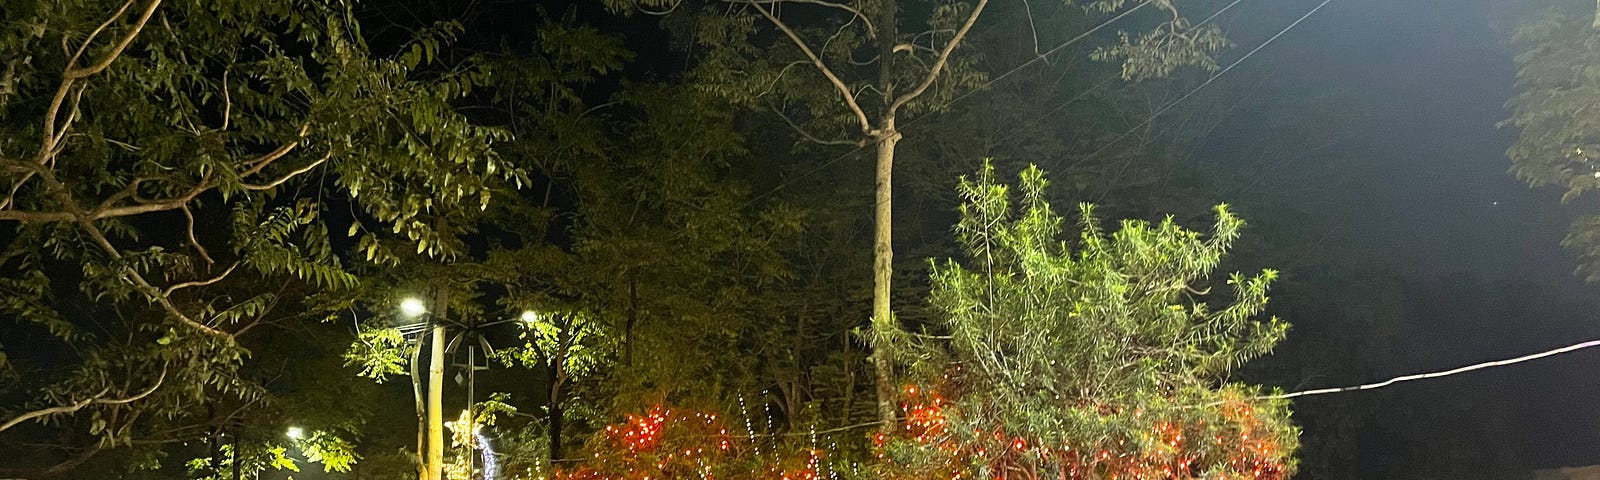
[
  {"left": 426, "top": 287, "right": 450, "bottom": 480},
  {"left": 466, "top": 345, "right": 477, "bottom": 479}
]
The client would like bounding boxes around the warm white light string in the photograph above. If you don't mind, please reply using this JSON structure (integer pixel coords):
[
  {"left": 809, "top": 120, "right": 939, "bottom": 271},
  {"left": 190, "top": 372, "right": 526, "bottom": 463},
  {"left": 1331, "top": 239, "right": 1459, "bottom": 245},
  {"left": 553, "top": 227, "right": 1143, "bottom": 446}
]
[{"left": 1263, "top": 338, "right": 1600, "bottom": 400}]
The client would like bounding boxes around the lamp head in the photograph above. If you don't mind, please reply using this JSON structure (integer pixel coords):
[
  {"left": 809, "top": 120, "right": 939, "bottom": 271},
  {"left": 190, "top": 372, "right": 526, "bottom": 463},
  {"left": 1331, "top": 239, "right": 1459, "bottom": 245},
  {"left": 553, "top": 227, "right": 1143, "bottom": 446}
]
[{"left": 400, "top": 298, "right": 427, "bottom": 317}]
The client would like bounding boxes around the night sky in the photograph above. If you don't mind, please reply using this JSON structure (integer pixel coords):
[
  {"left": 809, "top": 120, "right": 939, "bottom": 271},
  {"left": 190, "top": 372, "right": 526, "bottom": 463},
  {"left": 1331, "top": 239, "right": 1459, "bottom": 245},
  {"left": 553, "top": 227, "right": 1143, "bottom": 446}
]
[{"left": 1192, "top": 0, "right": 1600, "bottom": 474}]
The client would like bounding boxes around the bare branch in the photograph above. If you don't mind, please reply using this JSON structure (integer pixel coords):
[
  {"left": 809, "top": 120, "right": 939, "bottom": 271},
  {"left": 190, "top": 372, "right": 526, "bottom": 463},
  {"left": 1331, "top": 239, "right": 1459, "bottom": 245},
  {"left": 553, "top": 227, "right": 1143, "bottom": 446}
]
[
  {"left": 163, "top": 261, "right": 237, "bottom": 297},
  {"left": 181, "top": 204, "right": 215, "bottom": 265},
  {"left": 767, "top": 102, "right": 863, "bottom": 146},
  {"left": 241, "top": 151, "right": 331, "bottom": 191},
  {"left": 65, "top": 0, "right": 163, "bottom": 79},
  {"left": 240, "top": 123, "right": 311, "bottom": 176},
  {"left": 749, "top": 0, "right": 875, "bottom": 135},
  {"left": 728, "top": 0, "right": 875, "bottom": 38},
  {"left": 638, "top": 0, "right": 684, "bottom": 15},
  {"left": 220, "top": 69, "right": 231, "bottom": 131},
  {"left": 74, "top": 214, "right": 228, "bottom": 337},
  {"left": 63, "top": 0, "right": 138, "bottom": 77},
  {"left": 0, "top": 366, "right": 167, "bottom": 434},
  {"left": 888, "top": 0, "right": 990, "bottom": 115}
]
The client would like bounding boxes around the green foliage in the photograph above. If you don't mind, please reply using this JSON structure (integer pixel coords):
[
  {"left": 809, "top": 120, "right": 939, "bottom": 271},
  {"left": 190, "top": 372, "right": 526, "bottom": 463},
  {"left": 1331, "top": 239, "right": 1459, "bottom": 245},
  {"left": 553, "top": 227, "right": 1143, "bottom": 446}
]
[
  {"left": 297, "top": 430, "right": 362, "bottom": 473},
  {"left": 344, "top": 325, "right": 412, "bottom": 382},
  {"left": 1504, "top": 0, "right": 1600, "bottom": 281},
  {"left": 0, "top": 0, "right": 517, "bottom": 474},
  {"left": 914, "top": 160, "right": 1296, "bottom": 476}
]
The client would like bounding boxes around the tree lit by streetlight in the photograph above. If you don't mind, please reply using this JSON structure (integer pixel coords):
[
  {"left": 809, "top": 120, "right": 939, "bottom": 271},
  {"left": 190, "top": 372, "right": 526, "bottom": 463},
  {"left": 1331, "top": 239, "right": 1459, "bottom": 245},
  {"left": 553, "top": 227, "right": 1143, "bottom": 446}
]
[{"left": 401, "top": 298, "right": 427, "bottom": 317}]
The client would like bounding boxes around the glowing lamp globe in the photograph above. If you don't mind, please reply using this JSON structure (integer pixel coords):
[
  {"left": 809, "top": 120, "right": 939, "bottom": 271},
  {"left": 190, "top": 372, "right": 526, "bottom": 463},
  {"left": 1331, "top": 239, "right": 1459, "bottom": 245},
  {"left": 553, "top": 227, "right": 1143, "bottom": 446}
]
[{"left": 400, "top": 298, "right": 427, "bottom": 317}]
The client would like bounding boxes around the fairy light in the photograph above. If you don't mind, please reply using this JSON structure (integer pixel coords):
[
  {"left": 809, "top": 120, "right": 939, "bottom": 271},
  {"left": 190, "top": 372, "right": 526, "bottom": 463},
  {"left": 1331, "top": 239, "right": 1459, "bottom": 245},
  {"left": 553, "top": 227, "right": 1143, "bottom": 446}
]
[{"left": 478, "top": 431, "right": 499, "bottom": 480}]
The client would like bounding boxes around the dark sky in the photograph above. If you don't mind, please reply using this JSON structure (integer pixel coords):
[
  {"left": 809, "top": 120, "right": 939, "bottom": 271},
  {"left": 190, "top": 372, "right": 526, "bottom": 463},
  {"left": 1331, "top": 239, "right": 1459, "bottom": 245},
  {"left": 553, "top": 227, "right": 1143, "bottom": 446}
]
[
  {"left": 1201, "top": 0, "right": 1576, "bottom": 282},
  {"left": 1180, "top": 0, "right": 1600, "bottom": 476}
]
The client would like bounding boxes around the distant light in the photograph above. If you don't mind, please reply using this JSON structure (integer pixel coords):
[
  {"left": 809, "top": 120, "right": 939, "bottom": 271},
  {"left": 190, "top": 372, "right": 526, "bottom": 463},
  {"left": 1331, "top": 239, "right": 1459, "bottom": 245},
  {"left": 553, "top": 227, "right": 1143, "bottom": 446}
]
[
  {"left": 520, "top": 311, "right": 538, "bottom": 323},
  {"left": 400, "top": 298, "right": 427, "bottom": 317},
  {"left": 286, "top": 426, "right": 305, "bottom": 439}
]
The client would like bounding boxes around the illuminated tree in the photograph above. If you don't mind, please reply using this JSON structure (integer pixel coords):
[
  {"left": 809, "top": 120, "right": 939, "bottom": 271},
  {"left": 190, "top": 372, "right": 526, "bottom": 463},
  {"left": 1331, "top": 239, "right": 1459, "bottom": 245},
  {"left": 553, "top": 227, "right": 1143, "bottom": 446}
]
[
  {"left": 0, "top": 0, "right": 518, "bottom": 474},
  {"left": 886, "top": 161, "right": 1298, "bottom": 478},
  {"left": 601, "top": 0, "right": 1233, "bottom": 431}
]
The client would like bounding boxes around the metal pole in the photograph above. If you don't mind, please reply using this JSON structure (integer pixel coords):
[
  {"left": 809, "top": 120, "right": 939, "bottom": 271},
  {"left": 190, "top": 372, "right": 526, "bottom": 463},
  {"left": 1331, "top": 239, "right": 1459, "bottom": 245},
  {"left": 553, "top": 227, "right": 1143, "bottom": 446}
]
[
  {"left": 467, "top": 344, "right": 476, "bottom": 480},
  {"left": 232, "top": 424, "right": 241, "bottom": 480}
]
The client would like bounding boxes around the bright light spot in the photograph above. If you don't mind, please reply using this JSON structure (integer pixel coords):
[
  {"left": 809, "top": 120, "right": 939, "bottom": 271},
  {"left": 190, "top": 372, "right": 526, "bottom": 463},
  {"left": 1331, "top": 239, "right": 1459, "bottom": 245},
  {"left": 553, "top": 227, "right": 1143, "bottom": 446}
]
[
  {"left": 400, "top": 298, "right": 427, "bottom": 317},
  {"left": 286, "top": 426, "right": 305, "bottom": 439},
  {"left": 520, "top": 310, "right": 538, "bottom": 323}
]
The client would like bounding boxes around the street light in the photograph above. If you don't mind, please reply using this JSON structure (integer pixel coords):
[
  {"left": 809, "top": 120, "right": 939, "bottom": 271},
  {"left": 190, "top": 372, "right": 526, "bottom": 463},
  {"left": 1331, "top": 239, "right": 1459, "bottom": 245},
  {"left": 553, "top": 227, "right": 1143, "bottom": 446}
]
[
  {"left": 400, "top": 297, "right": 428, "bottom": 317},
  {"left": 520, "top": 310, "right": 538, "bottom": 323},
  {"left": 285, "top": 426, "right": 304, "bottom": 440}
]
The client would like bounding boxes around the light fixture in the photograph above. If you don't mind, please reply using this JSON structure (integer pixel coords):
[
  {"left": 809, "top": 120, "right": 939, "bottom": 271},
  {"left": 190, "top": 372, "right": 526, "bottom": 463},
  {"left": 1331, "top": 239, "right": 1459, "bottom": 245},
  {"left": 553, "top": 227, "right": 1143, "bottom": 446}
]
[
  {"left": 400, "top": 298, "right": 427, "bottom": 317},
  {"left": 520, "top": 310, "right": 538, "bottom": 323},
  {"left": 286, "top": 426, "right": 305, "bottom": 440}
]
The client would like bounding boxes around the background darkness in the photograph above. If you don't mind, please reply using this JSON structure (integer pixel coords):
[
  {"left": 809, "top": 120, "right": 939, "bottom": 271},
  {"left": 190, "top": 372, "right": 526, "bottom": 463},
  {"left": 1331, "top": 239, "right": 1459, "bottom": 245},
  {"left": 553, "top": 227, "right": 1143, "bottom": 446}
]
[{"left": 1190, "top": 0, "right": 1600, "bottom": 477}]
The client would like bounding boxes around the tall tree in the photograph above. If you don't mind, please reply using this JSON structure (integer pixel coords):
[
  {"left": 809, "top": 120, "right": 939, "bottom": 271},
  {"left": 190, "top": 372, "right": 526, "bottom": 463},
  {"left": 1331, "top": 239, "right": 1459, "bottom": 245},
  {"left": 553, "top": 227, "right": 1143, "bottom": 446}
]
[
  {"left": 0, "top": 0, "right": 518, "bottom": 475},
  {"left": 606, "top": 0, "right": 1231, "bottom": 430}
]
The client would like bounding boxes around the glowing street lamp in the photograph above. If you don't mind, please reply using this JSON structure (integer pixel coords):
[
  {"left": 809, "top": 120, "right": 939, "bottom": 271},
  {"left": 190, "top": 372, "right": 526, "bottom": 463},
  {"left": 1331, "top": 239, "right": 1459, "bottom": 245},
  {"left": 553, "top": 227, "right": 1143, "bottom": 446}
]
[
  {"left": 520, "top": 310, "right": 538, "bottom": 323},
  {"left": 285, "top": 426, "right": 304, "bottom": 440},
  {"left": 400, "top": 297, "right": 428, "bottom": 318}
]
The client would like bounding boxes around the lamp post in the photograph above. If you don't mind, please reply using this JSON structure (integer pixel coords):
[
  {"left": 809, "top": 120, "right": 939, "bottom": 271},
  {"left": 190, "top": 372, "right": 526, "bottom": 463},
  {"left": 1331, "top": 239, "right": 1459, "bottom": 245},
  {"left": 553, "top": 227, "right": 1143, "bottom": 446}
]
[
  {"left": 396, "top": 294, "right": 526, "bottom": 480},
  {"left": 399, "top": 293, "right": 448, "bottom": 480}
]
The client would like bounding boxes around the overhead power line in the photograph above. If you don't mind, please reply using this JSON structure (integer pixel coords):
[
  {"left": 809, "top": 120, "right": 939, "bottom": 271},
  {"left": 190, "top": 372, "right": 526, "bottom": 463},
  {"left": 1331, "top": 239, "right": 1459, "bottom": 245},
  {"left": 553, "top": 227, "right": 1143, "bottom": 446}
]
[
  {"left": 1264, "top": 337, "right": 1600, "bottom": 400},
  {"left": 743, "top": 0, "right": 1272, "bottom": 206},
  {"left": 742, "top": 0, "right": 1166, "bottom": 207},
  {"left": 1065, "top": 0, "right": 1333, "bottom": 169}
]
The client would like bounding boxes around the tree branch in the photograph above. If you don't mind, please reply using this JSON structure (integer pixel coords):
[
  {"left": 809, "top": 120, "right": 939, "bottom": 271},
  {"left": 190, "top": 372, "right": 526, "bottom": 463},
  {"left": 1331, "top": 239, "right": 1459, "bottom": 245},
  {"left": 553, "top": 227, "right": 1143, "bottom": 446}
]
[
  {"left": 163, "top": 261, "right": 238, "bottom": 297},
  {"left": 65, "top": 0, "right": 163, "bottom": 79},
  {"left": 181, "top": 204, "right": 216, "bottom": 265},
  {"left": 767, "top": 102, "right": 863, "bottom": 146},
  {"left": 241, "top": 151, "right": 331, "bottom": 191},
  {"left": 0, "top": 366, "right": 167, "bottom": 434},
  {"left": 240, "top": 123, "right": 311, "bottom": 176},
  {"left": 730, "top": 0, "right": 875, "bottom": 38},
  {"left": 888, "top": 0, "right": 989, "bottom": 115},
  {"left": 749, "top": 0, "right": 875, "bottom": 135}
]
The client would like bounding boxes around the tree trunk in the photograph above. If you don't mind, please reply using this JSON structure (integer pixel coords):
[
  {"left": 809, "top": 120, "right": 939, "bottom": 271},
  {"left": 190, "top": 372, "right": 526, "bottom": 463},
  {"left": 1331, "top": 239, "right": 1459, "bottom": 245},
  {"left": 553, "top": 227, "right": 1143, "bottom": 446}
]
[
  {"left": 1593, "top": 0, "right": 1600, "bottom": 29},
  {"left": 625, "top": 274, "right": 638, "bottom": 366},
  {"left": 868, "top": 0, "right": 903, "bottom": 434},
  {"left": 869, "top": 124, "right": 902, "bottom": 432},
  {"left": 425, "top": 288, "right": 449, "bottom": 480},
  {"left": 410, "top": 328, "right": 427, "bottom": 478},
  {"left": 547, "top": 362, "right": 564, "bottom": 464}
]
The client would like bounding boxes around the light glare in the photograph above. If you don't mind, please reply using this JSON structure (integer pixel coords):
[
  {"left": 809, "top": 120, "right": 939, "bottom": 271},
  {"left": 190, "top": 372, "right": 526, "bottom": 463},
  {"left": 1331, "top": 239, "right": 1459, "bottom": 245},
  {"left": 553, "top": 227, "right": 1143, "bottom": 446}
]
[{"left": 400, "top": 298, "right": 427, "bottom": 317}]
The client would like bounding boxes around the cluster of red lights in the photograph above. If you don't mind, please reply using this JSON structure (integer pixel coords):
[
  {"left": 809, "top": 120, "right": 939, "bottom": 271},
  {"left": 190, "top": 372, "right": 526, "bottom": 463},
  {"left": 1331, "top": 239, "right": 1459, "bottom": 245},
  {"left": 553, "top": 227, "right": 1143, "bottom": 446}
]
[
  {"left": 555, "top": 405, "right": 827, "bottom": 480},
  {"left": 876, "top": 384, "right": 1291, "bottom": 480}
]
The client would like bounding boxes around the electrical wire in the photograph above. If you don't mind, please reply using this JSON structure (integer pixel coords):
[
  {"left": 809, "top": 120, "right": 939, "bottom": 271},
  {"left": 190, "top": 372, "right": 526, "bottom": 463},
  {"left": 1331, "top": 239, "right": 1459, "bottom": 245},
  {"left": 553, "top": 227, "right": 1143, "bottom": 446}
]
[
  {"left": 1263, "top": 337, "right": 1600, "bottom": 400},
  {"left": 741, "top": 0, "right": 1263, "bottom": 207},
  {"left": 1064, "top": 0, "right": 1334, "bottom": 170},
  {"left": 739, "top": 0, "right": 1164, "bottom": 207}
]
